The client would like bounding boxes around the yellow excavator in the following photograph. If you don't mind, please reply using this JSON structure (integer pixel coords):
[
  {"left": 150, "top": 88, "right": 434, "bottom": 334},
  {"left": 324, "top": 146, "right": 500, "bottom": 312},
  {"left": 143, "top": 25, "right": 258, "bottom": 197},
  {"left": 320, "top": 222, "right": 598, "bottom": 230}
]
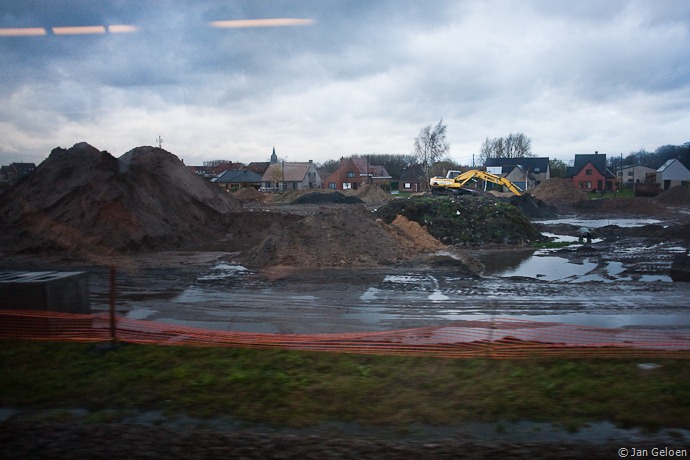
[{"left": 430, "top": 169, "right": 523, "bottom": 196}]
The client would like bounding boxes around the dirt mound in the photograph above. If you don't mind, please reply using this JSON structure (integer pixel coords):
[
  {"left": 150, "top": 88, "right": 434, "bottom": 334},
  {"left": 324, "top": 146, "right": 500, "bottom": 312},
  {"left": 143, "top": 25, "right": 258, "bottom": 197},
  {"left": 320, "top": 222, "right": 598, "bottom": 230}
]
[
  {"left": 266, "top": 189, "right": 327, "bottom": 204},
  {"left": 241, "top": 205, "right": 482, "bottom": 271},
  {"left": 655, "top": 185, "right": 690, "bottom": 205},
  {"left": 233, "top": 187, "right": 267, "bottom": 202},
  {"left": 291, "top": 191, "right": 363, "bottom": 205},
  {"left": 347, "top": 184, "right": 392, "bottom": 203},
  {"left": 389, "top": 215, "right": 446, "bottom": 251},
  {"left": 376, "top": 196, "right": 545, "bottom": 246},
  {"left": 0, "top": 142, "right": 242, "bottom": 255},
  {"left": 243, "top": 206, "right": 403, "bottom": 267},
  {"left": 529, "top": 178, "right": 589, "bottom": 207},
  {"left": 505, "top": 194, "right": 558, "bottom": 219},
  {"left": 571, "top": 197, "right": 661, "bottom": 215}
]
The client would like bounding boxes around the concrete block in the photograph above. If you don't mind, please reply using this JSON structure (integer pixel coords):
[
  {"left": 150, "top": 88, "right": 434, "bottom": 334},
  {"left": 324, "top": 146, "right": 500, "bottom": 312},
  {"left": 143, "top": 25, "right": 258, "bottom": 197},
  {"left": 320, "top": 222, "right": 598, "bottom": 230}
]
[{"left": 0, "top": 271, "right": 91, "bottom": 313}]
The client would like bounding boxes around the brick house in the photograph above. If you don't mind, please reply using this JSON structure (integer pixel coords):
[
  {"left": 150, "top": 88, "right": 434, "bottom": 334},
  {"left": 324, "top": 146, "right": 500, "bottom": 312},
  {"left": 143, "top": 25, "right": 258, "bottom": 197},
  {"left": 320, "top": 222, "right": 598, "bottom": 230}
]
[
  {"left": 567, "top": 153, "right": 617, "bottom": 192},
  {"left": 322, "top": 157, "right": 392, "bottom": 190}
]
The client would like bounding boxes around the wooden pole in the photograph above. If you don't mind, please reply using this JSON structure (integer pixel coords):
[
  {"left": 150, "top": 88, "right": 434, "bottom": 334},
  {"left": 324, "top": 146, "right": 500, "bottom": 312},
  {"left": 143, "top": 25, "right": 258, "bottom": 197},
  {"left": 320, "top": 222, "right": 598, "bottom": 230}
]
[{"left": 109, "top": 266, "right": 117, "bottom": 344}]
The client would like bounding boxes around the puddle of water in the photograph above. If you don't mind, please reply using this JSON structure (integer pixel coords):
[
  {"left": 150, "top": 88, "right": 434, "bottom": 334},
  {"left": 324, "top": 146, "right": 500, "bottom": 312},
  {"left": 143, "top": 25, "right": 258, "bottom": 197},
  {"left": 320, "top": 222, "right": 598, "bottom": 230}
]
[
  {"left": 383, "top": 275, "right": 424, "bottom": 284},
  {"left": 156, "top": 318, "right": 232, "bottom": 331},
  {"left": 540, "top": 232, "right": 603, "bottom": 244},
  {"left": 197, "top": 263, "right": 248, "bottom": 281},
  {"left": 361, "top": 287, "right": 380, "bottom": 301},
  {"left": 606, "top": 261, "right": 625, "bottom": 276},
  {"left": 496, "top": 256, "right": 597, "bottom": 282},
  {"left": 640, "top": 275, "right": 673, "bottom": 282},
  {"left": 428, "top": 290, "right": 449, "bottom": 301},
  {"left": 126, "top": 308, "right": 158, "bottom": 320},
  {"left": 535, "top": 217, "right": 662, "bottom": 228},
  {"left": 435, "top": 313, "right": 690, "bottom": 331}
]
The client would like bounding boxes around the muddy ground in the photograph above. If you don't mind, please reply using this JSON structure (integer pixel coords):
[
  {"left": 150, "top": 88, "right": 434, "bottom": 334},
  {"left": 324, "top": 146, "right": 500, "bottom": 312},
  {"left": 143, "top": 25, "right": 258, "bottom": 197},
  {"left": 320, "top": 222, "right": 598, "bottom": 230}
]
[{"left": 3, "top": 184, "right": 690, "bottom": 457}]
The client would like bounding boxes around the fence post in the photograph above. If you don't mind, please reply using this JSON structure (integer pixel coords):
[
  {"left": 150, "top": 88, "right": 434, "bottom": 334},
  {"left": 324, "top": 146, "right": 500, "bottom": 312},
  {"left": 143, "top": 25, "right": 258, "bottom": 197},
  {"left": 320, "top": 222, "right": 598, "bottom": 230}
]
[{"left": 109, "top": 266, "right": 117, "bottom": 345}]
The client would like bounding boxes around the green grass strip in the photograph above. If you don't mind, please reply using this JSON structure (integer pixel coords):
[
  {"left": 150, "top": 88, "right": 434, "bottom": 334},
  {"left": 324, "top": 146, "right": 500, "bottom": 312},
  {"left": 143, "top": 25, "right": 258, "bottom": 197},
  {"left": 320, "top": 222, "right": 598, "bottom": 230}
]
[{"left": 2, "top": 340, "right": 689, "bottom": 431}]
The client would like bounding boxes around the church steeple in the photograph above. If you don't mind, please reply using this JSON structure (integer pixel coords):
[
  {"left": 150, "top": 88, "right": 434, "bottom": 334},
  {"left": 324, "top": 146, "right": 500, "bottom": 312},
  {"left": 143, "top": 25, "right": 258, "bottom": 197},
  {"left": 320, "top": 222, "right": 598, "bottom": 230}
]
[{"left": 270, "top": 147, "right": 278, "bottom": 163}]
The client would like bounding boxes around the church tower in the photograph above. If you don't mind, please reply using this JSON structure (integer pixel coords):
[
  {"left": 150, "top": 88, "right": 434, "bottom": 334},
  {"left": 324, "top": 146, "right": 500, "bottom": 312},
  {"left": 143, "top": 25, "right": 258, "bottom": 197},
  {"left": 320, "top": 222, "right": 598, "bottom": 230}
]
[{"left": 270, "top": 147, "right": 278, "bottom": 164}]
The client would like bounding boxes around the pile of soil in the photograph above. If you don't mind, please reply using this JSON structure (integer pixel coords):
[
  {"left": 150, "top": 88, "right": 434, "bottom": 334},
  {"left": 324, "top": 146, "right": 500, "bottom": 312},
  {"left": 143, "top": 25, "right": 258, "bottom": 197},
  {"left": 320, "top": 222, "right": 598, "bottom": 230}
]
[
  {"left": 376, "top": 196, "right": 545, "bottom": 246},
  {"left": 388, "top": 215, "right": 445, "bottom": 252},
  {"left": 291, "top": 191, "right": 363, "bottom": 205},
  {"left": 242, "top": 206, "right": 408, "bottom": 267},
  {"left": 241, "top": 205, "right": 481, "bottom": 272},
  {"left": 571, "top": 197, "right": 661, "bottom": 215},
  {"left": 233, "top": 187, "right": 268, "bottom": 202},
  {"left": 267, "top": 189, "right": 329, "bottom": 204},
  {"left": 655, "top": 185, "right": 690, "bottom": 205},
  {"left": 505, "top": 194, "right": 558, "bottom": 219},
  {"left": 529, "top": 178, "right": 589, "bottom": 208},
  {"left": 0, "top": 142, "right": 242, "bottom": 255},
  {"left": 346, "top": 184, "right": 392, "bottom": 203}
]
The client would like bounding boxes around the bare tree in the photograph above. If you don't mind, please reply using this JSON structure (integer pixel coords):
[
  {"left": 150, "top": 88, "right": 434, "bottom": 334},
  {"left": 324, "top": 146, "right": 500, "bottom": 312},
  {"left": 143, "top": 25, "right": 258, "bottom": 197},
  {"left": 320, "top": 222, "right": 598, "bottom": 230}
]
[
  {"left": 414, "top": 119, "right": 450, "bottom": 186},
  {"left": 480, "top": 133, "right": 533, "bottom": 163}
]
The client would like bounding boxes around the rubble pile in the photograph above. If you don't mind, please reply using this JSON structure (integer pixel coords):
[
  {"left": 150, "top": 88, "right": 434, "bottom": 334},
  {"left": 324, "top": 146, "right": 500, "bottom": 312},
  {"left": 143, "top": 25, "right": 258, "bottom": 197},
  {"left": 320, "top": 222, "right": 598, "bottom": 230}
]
[{"left": 0, "top": 142, "right": 242, "bottom": 255}]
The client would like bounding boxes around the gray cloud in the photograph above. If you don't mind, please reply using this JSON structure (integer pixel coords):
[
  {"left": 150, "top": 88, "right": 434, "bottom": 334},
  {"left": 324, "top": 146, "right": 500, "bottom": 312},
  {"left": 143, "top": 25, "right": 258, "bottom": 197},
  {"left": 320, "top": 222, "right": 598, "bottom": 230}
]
[{"left": 1, "top": 0, "right": 689, "bottom": 166}]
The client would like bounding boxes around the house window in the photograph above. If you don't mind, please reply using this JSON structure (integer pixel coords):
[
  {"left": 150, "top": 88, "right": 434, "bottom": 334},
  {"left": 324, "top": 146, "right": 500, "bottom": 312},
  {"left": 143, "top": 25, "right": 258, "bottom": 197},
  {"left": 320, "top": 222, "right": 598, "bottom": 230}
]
[
  {"left": 585, "top": 169, "right": 593, "bottom": 176},
  {"left": 534, "top": 167, "right": 540, "bottom": 173},
  {"left": 579, "top": 181, "right": 592, "bottom": 189},
  {"left": 328, "top": 182, "right": 337, "bottom": 189},
  {"left": 404, "top": 182, "right": 412, "bottom": 189},
  {"left": 343, "top": 182, "right": 352, "bottom": 189},
  {"left": 346, "top": 171, "right": 355, "bottom": 178}
]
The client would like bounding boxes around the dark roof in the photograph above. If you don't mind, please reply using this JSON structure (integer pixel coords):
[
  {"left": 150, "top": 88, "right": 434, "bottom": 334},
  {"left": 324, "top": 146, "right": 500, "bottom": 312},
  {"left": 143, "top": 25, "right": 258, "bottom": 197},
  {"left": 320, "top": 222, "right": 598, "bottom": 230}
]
[
  {"left": 566, "top": 153, "right": 617, "bottom": 179},
  {"left": 351, "top": 158, "right": 391, "bottom": 178},
  {"left": 572, "top": 154, "right": 607, "bottom": 176},
  {"left": 212, "top": 169, "right": 262, "bottom": 183},
  {"left": 484, "top": 157, "right": 549, "bottom": 173},
  {"left": 247, "top": 162, "right": 271, "bottom": 175},
  {"left": 399, "top": 164, "right": 426, "bottom": 182},
  {"left": 10, "top": 162, "right": 36, "bottom": 174}
]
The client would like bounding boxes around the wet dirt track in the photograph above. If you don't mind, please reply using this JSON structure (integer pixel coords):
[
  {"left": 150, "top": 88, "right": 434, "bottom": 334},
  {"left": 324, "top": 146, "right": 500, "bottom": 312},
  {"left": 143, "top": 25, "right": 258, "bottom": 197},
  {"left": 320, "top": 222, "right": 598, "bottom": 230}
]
[{"left": 79, "top": 231, "right": 690, "bottom": 336}]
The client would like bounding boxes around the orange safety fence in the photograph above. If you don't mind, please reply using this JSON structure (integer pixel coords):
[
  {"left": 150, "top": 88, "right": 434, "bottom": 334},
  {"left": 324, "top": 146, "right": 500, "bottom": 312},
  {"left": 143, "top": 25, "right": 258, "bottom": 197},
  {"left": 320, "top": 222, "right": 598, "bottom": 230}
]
[{"left": 2, "top": 310, "right": 690, "bottom": 359}]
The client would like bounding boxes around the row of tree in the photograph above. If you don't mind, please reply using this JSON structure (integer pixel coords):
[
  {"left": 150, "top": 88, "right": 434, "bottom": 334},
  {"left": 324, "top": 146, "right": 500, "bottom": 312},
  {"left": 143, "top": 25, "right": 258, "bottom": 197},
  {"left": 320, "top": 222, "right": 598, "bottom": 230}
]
[
  {"left": 609, "top": 144, "right": 690, "bottom": 171},
  {"left": 318, "top": 118, "right": 688, "bottom": 182}
]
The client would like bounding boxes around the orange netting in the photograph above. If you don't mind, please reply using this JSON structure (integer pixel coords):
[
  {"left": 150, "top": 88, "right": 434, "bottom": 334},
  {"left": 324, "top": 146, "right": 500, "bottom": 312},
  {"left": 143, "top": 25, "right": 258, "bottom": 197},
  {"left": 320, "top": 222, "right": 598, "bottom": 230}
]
[{"left": 2, "top": 310, "right": 690, "bottom": 359}]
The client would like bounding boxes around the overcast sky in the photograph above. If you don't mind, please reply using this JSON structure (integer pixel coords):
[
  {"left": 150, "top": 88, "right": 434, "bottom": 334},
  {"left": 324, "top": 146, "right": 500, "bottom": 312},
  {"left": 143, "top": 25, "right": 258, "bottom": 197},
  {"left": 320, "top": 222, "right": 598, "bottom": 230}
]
[{"left": 1, "top": 0, "right": 689, "bottom": 167}]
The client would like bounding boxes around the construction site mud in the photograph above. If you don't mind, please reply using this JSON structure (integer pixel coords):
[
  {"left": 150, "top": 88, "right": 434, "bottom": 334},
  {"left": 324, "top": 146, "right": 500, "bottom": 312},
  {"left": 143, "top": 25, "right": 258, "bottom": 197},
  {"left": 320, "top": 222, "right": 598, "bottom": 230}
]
[
  {"left": 2, "top": 145, "right": 690, "bottom": 457},
  {"left": 2, "top": 210, "right": 687, "bottom": 336}
]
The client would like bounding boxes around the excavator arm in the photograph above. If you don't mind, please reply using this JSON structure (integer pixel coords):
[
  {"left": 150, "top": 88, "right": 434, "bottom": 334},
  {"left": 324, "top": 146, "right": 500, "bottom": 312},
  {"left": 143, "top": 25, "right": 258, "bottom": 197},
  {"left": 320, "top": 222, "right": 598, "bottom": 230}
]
[{"left": 451, "top": 170, "right": 523, "bottom": 196}]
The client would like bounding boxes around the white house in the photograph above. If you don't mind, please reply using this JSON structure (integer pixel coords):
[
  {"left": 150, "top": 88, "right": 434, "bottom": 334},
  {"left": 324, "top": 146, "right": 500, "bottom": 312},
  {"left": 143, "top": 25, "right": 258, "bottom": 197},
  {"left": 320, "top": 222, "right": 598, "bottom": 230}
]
[
  {"left": 260, "top": 160, "right": 322, "bottom": 191},
  {"left": 657, "top": 158, "right": 690, "bottom": 190},
  {"left": 619, "top": 165, "right": 658, "bottom": 185}
]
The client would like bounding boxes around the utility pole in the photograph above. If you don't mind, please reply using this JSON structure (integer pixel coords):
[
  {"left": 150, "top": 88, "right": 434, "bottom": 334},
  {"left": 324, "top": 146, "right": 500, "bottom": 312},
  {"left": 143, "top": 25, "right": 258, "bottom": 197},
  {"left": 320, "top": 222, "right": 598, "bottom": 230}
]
[{"left": 156, "top": 135, "right": 163, "bottom": 149}]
